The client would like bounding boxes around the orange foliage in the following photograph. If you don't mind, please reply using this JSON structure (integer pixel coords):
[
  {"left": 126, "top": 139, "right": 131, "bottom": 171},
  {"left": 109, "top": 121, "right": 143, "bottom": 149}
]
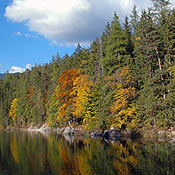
[
  {"left": 136, "top": 36, "right": 141, "bottom": 40},
  {"left": 56, "top": 69, "right": 78, "bottom": 124},
  {"left": 27, "top": 87, "right": 36, "bottom": 105},
  {"left": 57, "top": 140, "right": 78, "bottom": 175}
]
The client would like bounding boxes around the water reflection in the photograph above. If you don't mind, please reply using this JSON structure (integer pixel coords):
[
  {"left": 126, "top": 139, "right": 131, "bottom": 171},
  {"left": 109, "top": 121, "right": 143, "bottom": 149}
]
[{"left": 0, "top": 131, "right": 175, "bottom": 175}]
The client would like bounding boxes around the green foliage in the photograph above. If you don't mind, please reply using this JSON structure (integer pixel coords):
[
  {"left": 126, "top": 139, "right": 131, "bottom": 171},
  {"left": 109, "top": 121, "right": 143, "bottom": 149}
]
[
  {"left": 102, "top": 13, "right": 128, "bottom": 75},
  {"left": 46, "top": 91, "right": 59, "bottom": 127}
]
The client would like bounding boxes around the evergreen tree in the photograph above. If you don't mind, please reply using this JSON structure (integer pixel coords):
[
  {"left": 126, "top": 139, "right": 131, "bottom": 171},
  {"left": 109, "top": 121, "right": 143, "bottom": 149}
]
[
  {"left": 130, "top": 5, "right": 139, "bottom": 32},
  {"left": 123, "top": 16, "right": 134, "bottom": 64},
  {"left": 152, "top": 0, "right": 171, "bottom": 15},
  {"left": 87, "top": 38, "right": 103, "bottom": 81},
  {"left": 134, "top": 10, "right": 162, "bottom": 127},
  {"left": 50, "top": 52, "right": 63, "bottom": 86},
  {"left": 102, "top": 13, "right": 128, "bottom": 75},
  {"left": 71, "top": 43, "right": 90, "bottom": 71}
]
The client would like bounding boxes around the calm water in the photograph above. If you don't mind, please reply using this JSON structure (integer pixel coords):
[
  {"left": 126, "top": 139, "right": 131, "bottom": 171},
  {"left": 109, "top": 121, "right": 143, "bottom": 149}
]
[{"left": 0, "top": 131, "right": 175, "bottom": 175}]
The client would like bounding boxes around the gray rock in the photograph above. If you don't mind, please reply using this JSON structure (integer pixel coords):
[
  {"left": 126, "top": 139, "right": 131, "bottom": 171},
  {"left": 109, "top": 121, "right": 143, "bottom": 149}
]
[
  {"left": 60, "top": 127, "right": 65, "bottom": 132},
  {"left": 102, "top": 130, "right": 110, "bottom": 139},
  {"left": 56, "top": 128, "right": 61, "bottom": 133},
  {"left": 91, "top": 132, "right": 101, "bottom": 138},
  {"left": 158, "top": 131, "right": 166, "bottom": 138},
  {"left": 63, "top": 127, "right": 74, "bottom": 135},
  {"left": 103, "top": 129, "right": 122, "bottom": 140},
  {"left": 39, "top": 123, "right": 51, "bottom": 132}
]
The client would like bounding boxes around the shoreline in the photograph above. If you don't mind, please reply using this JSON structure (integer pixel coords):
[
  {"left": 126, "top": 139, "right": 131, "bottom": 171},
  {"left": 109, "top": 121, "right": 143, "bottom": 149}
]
[{"left": 2, "top": 124, "right": 175, "bottom": 143}]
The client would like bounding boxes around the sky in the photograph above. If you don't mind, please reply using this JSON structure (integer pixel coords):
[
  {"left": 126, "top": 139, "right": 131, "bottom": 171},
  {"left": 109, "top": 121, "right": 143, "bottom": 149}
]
[{"left": 0, "top": 0, "right": 174, "bottom": 73}]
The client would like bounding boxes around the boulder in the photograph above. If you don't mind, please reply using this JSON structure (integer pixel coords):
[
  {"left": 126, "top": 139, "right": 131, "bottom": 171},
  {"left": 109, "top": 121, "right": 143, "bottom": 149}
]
[
  {"left": 102, "top": 130, "right": 110, "bottom": 139},
  {"left": 39, "top": 123, "right": 51, "bottom": 132},
  {"left": 56, "top": 128, "right": 62, "bottom": 133},
  {"left": 103, "top": 129, "right": 122, "bottom": 140},
  {"left": 63, "top": 127, "right": 75, "bottom": 135},
  {"left": 158, "top": 131, "right": 166, "bottom": 138},
  {"left": 60, "top": 127, "right": 65, "bottom": 132}
]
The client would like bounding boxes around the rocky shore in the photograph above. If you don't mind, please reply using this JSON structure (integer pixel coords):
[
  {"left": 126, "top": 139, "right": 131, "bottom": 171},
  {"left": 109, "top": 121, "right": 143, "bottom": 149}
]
[
  {"left": 4, "top": 124, "right": 175, "bottom": 143},
  {"left": 12, "top": 123, "right": 138, "bottom": 141}
]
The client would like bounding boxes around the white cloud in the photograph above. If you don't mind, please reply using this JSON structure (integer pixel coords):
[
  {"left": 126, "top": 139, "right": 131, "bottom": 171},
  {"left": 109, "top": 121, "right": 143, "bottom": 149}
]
[
  {"left": 9, "top": 64, "right": 32, "bottom": 73},
  {"left": 24, "top": 33, "right": 39, "bottom": 39},
  {"left": 13, "top": 31, "right": 39, "bottom": 39},
  {"left": 26, "top": 64, "right": 32, "bottom": 70},
  {"left": 13, "top": 31, "right": 22, "bottom": 36},
  {"left": 4, "top": 0, "right": 175, "bottom": 45},
  {"left": 9, "top": 66, "right": 25, "bottom": 73}
]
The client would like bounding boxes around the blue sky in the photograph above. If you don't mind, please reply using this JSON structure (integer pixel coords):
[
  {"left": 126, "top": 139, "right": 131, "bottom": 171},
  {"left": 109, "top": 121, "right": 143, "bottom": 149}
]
[
  {"left": 0, "top": 0, "right": 174, "bottom": 73},
  {"left": 0, "top": 0, "right": 76, "bottom": 73}
]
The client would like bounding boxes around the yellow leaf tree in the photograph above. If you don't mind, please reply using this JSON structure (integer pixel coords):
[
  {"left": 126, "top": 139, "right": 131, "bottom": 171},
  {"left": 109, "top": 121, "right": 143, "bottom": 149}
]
[
  {"left": 110, "top": 67, "right": 137, "bottom": 129},
  {"left": 9, "top": 98, "right": 18, "bottom": 121},
  {"left": 72, "top": 74, "right": 93, "bottom": 124}
]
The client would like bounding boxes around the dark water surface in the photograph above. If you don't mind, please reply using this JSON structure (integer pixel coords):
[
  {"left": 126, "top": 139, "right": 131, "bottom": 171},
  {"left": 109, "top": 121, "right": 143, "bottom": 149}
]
[{"left": 0, "top": 131, "right": 175, "bottom": 175}]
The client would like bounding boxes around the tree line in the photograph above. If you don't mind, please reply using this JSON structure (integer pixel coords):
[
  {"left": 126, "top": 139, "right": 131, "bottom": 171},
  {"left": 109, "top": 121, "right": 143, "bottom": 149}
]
[{"left": 1, "top": 0, "right": 175, "bottom": 131}]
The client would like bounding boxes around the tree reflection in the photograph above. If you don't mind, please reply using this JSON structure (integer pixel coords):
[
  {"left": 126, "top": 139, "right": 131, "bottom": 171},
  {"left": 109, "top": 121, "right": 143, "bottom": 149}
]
[{"left": 0, "top": 131, "right": 175, "bottom": 175}]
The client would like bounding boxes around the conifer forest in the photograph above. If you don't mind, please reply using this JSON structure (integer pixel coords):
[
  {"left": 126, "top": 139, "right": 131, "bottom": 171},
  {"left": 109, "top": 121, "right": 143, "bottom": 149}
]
[{"left": 1, "top": 0, "right": 175, "bottom": 131}]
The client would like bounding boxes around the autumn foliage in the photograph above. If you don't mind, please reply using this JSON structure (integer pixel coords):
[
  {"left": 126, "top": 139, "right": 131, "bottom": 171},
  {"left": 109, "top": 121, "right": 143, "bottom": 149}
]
[
  {"left": 72, "top": 74, "right": 94, "bottom": 124},
  {"left": 51, "top": 67, "right": 137, "bottom": 129},
  {"left": 56, "top": 69, "right": 78, "bottom": 125},
  {"left": 110, "top": 67, "right": 137, "bottom": 129},
  {"left": 9, "top": 98, "right": 18, "bottom": 121}
]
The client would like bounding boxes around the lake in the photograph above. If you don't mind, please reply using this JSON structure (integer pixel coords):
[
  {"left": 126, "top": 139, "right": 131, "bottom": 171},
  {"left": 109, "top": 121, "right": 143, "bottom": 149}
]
[{"left": 0, "top": 131, "right": 174, "bottom": 175}]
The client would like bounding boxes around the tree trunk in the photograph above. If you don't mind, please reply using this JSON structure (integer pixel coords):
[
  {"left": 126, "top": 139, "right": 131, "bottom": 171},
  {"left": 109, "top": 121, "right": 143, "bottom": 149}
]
[{"left": 155, "top": 48, "right": 166, "bottom": 99}]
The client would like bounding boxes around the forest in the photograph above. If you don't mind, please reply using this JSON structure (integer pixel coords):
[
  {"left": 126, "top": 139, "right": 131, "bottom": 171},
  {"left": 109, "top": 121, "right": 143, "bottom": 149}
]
[{"left": 0, "top": 0, "right": 175, "bottom": 131}]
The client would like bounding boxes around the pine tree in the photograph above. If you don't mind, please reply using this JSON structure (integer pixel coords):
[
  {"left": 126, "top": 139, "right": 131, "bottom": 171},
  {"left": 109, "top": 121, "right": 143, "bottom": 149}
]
[
  {"left": 134, "top": 10, "right": 163, "bottom": 127},
  {"left": 152, "top": 0, "right": 171, "bottom": 15},
  {"left": 71, "top": 43, "right": 82, "bottom": 68},
  {"left": 130, "top": 5, "right": 139, "bottom": 32},
  {"left": 161, "top": 10, "right": 175, "bottom": 68},
  {"left": 102, "top": 13, "right": 128, "bottom": 75},
  {"left": 50, "top": 52, "right": 63, "bottom": 86},
  {"left": 87, "top": 38, "right": 103, "bottom": 81},
  {"left": 123, "top": 16, "right": 134, "bottom": 65}
]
